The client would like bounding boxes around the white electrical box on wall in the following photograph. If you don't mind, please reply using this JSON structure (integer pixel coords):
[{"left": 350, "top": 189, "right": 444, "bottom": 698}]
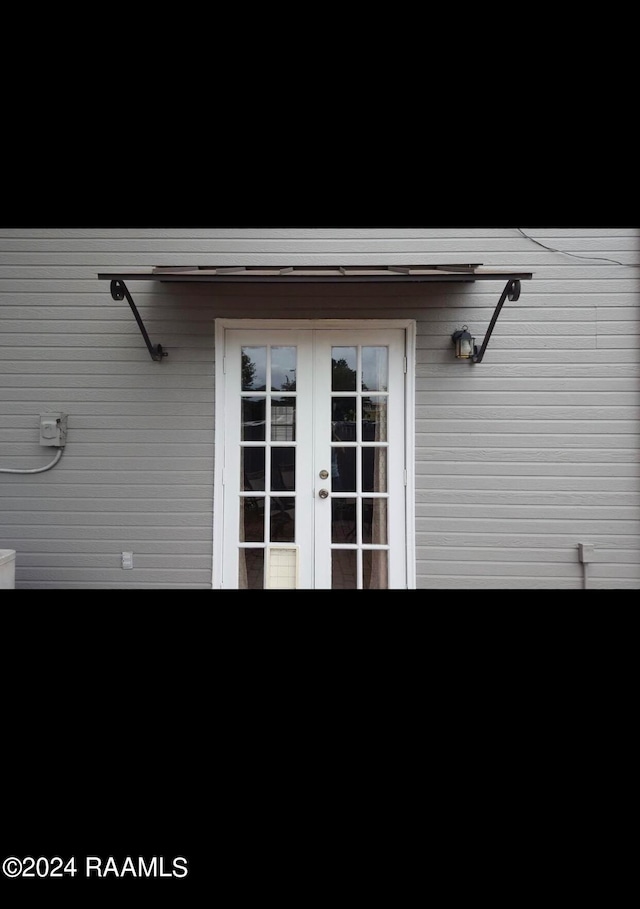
[
  {"left": 39, "top": 413, "right": 68, "bottom": 447},
  {"left": 578, "top": 543, "right": 595, "bottom": 563}
]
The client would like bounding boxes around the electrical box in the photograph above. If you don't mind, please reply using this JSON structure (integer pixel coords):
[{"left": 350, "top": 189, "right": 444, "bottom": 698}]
[
  {"left": 578, "top": 543, "right": 595, "bottom": 563},
  {"left": 39, "top": 413, "right": 68, "bottom": 447}
]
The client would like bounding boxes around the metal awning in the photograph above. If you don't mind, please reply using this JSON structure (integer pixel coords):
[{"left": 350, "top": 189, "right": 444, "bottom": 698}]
[
  {"left": 96, "top": 264, "right": 533, "bottom": 362},
  {"left": 98, "top": 264, "right": 532, "bottom": 283}
]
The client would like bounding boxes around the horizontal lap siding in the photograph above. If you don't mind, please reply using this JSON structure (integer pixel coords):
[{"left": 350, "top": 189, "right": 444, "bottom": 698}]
[
  {"left": 0, "top": 228, "right": 638, "bottom": 589},
  {"left": 407, "top": 230, "right": 640, "bottom": 590}
]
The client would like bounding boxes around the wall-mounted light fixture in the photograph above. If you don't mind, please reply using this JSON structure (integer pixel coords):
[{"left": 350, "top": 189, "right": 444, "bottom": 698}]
[
  {"left": 451, "top": 279, "right": 521, "bottom": 364},
  {"left": 451, "top": 325, "right": 475, "bottom": 359}
]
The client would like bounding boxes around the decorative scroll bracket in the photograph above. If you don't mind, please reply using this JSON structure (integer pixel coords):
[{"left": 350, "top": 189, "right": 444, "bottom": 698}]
[
  {"left": 471, "top": 279, "right": 521, "bottom": 363},
  {"left": 110, "top": 279, "right": 167, "bottom": 362}
]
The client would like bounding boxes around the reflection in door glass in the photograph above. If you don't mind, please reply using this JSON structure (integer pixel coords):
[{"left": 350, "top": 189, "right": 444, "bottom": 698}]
[
  {"left": 332, "top": 398, "right": 357, "bottom": 441},
  {"left": 362, "top": 448, "right": 387, "bottom": 493},
  {"left": 362, "top": 498, "right": 387, "bottom": 544},
  {"left": 332, "top": 348, "right": 357, "bottom": 390},
  {"left": 271, "top": 448, "right": 296, "bottom": 491},
  {"left": 240, "top": 498, "right": 264, "bottom": 542},
  {"left": 242, "top": 397, "right": 265, "bottom": 441},
  {"left": 363, "top": 550, "right": 388, "bottom": 589},
  {"left": 362, "top": 397, "right": 387, "bottom": 442},
  {"left": 331, "top": 448, "right": 356, "bottom": 492},
  {"left": 239, "top": 549, "right": 264, "bottom": 589},
  {"left": 241, "top": 448, "right": 265, "bottom": 491},
  {"left": 271, "top": 497, "right": 295, "bottom": 542},
  {"left": 332, "top": 550, "right": 357, "bottom": 589},
  {"left": 362, "top": 347, "right": 388, "bottom": 392},
  {"left": 271, "top": 347, "right": 297, "bottom": 391},
  {"left": 241, "top": 347, "right": 267, "bottom": 391},
  {"left": 332, "top": 499, "right": 356, "bottom": 543},
  {"left": 271, "top": 398, "right": 296, "bottom": 441}
]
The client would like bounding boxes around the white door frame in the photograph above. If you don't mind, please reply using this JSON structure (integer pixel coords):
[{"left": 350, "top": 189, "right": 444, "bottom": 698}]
[{"left": 212, "top": 318, "right": 417, "bottom": 589}]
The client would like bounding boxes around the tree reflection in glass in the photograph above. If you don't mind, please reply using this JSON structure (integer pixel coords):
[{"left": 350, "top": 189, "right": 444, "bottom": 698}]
[{"left": 242, "top": 348, "right": 267, "bottom": 391}]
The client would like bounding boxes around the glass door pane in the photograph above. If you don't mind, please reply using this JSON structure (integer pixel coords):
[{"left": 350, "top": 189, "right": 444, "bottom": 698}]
[
  {"left": 330, "top": 344, "right": 389, "bottom": 589},
  {"left": 313, "top": 329, "right": 406, "bottom": 590},
  {"left": 239, "top": 344, "right": 299, "bottom": 588}
]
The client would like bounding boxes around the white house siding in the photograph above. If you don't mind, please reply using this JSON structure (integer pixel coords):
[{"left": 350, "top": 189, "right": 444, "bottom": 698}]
[{"left": 0, "top": 228, "right": 638, "bottom": 590}]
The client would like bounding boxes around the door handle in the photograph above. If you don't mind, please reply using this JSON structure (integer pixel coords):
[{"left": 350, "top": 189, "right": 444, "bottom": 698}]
[{"left": 318, "top": 488, "right": 329, "bottom": 499}]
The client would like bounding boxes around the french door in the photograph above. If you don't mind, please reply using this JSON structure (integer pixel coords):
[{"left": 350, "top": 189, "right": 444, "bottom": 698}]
[{"left": 218, "top": 324, "right": 409, "bottom": 589}]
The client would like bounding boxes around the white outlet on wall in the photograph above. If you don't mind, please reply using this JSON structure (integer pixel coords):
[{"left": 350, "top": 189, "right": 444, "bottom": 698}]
[{"left": 122, "top": 551, "right": 133, "bottom": 569}]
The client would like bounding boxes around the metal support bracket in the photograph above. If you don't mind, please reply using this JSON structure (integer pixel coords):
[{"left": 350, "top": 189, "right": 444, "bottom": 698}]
[
  {"left": 110, "top": 279, "right": 167, "bottom": 362},
  {"left": 471, "top": 279, "right": 521, "bottom": 363}
]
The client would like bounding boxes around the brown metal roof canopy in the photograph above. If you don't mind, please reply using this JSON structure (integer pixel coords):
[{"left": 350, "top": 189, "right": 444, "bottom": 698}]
[{"left": 97, "top": 264, "right": 533, "bottom": 362}]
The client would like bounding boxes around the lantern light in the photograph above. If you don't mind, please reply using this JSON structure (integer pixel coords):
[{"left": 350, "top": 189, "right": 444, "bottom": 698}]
[{"left": 451, "top": 325, "right": 476, "bottom": 359}]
